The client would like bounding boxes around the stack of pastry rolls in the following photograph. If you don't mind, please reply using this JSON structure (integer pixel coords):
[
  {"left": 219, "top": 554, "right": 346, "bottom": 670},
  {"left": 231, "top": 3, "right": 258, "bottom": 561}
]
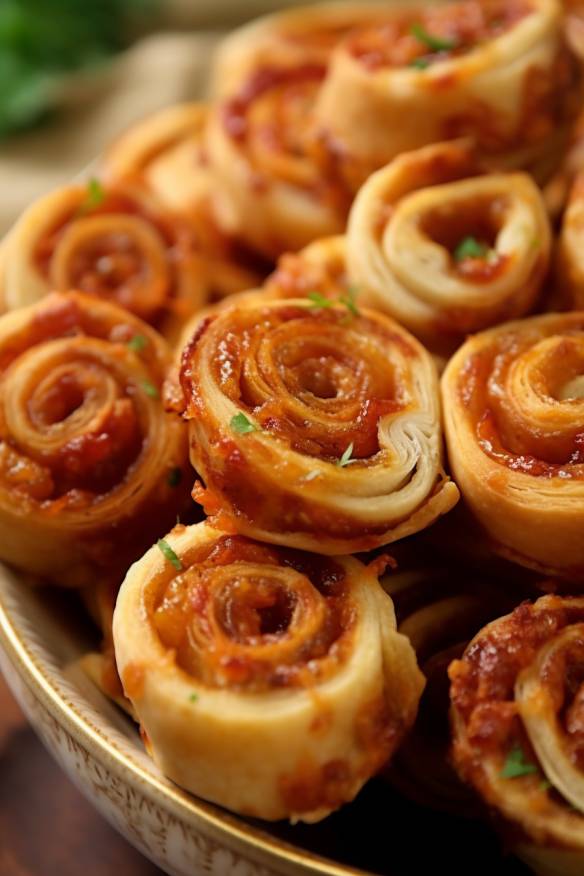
[{"left": 2, "top": 0, "right": 584, "bottom": 857}]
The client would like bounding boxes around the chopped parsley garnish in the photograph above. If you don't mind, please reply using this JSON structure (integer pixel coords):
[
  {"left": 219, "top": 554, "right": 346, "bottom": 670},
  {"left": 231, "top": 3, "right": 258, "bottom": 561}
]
[
  {"left": 540, "top": 779, "right": 552, "bottom": 792},
  {"left": 157, "top": 538, "right": 182, "bottom": 571},
  {"left": 188, "top": 692, "right": 199, "bottom": 703},
  {"left": 501, "top": 745, "right": 539, "bottom": 779},
  {"left": 167, "top": 467, "right": 182, "bottom": 488},
  {"left": 79, "top": 177, "right": 105, "bottom": 213},
  {"left": 307, "top": 291, "right": 333, "bottom": 310},
  {"left": 127, "top": 334, "right": 147, "bottom": 353},
  {"left": 454, "top": 236, "right": 490, "bottom": 262},
  {"left": 142, "top": 379, "right": 159, "bottom": 399},
  {"left": 340, "top": 286, "right": 360, "bottom": 317},
  {"left": 230, "top": 412, "right": 258, "bottom": 434},
  {"left": 308, "top": 287, "right": 360, "bottom": 317},
  {"left": 409, "top": 57, "right": 431, "bottom": 69},
  {"left": 337, "top": 442, "right": 355, "bottom": 468},
  {"left": 410, "top": 23, "right": 458, "bottom": 52}
]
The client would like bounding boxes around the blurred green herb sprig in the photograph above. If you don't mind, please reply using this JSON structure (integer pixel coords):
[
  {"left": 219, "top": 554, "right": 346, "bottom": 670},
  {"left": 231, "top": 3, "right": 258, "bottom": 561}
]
[{"left": 0, "top": 0, "right": 156, "bottom": 137}]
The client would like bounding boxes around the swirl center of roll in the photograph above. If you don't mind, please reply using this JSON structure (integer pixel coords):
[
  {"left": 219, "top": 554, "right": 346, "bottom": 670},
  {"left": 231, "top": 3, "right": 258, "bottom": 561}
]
[
  {"left": 0, "top": 337, "right": 144, "bottom": 499},
  {"left": 484, "top": 335, "right": 584, "bottom": 466},
  {"left": 347, "top": 0, "right": 532, "bottom": 71},
  {"left": 151, "top": 537, "right": 352, "bottom": 691},
  {"left": 388, "top": 184, "right": 519, "bottom": 307},
  {"left": 216, "top": 306, "right": 406, "bottom": 460},
  {"left": 222, "top": 66, "right": 327, "bottom": 189},
  {"left": 48, "top": 213, "right": 169, "bottom": 320},
  {"left": 514, "top": 620, "right": 584, "bottom": 812}
]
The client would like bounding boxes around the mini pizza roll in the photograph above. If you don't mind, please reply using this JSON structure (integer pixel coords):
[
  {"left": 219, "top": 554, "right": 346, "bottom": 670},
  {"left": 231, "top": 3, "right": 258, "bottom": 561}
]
[
  {"left": 113, "top": 520, "right": 425, "bottom": 822},
  {"left": 0, "top": 291, "right": 189, "bottom": 587},
  {"left": 101, "top": 104, "right": 211, "bottom": 216},
  {"left": 177, "top": 295, "right": 459, "bottom": 555},
  {"left": 101, "top": 103, "right": 268, "bottom": 306},
  {"left": 557, "top": 170, "right": 584, "bottom": 308},
  {"left": 348, "top": 141, "right": 551, "bottom": 354},
  {"left": 441, "top": 312, "right": 584, "bottom": 579},
  {"left": 205, "top": 66, "right": 351, "bottom": 259},
  {"left": 450, "top": 595, "right": 584, "bottom": 876},
  {"left": 211, "top": 2, "right": 391, "bottom": 98},
  {"left": 265, "top": 235, "right": 351, "bottom": 302},
  {"left": 383, "top": 564, "right": 519, "bottom": 815},
  {"left": 315, "top": 0, "right": 578, "bottom": 189},
  {"left": 1, "top": 178, "right": 265, "bottom": 344}
]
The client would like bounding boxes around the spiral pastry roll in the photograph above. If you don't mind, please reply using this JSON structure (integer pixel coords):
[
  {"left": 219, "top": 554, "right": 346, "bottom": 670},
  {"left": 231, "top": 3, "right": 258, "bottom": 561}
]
[
  {"left": 101, "top": 104, "right": 210, "bottom": 215},
  {"left": 542, "top": 107, "right": 584, "bottom": 219},
  {"left": 206, "top": 65, "right": 350, "bottom": 259},
  {"left": 384, "top": 566, "right": 518, "bottom": 815},
  {"left": 178, "top": 296, "right": 459, "bottom": 554},
  {"left": 450, "top": 595, "right": 584, "bottom": 876},
  {"left": 347, "top": 141, "right": 552, "bottom": 353},
  {"left": 211, "top": 3, "right": 389, "bottom": 98},
  {"left": 0, "top": 291, "right": 189, "bottom": 587},
  {"left": 442, "top": 313, "right": 584, "bottom": 578},
  {"left": 557, "top": 171, "right": 584, "bottom": 309},
  {"left": 102, "top": 103, "right": 267, "bottom": 304},
  {"left": 265, "top": 235, "right": 351, "bottom": 302},
  {"left": 315, "top": 0, "right": 578, "bottom": 189},
  {"left": 1, "top": 180, "right": 207, "bottom": 337},
  {"left": 564, "top": 0, "right": 584, "bottom": 62},
  {"left": 113, "top": 521, "right": 425, "bottom": 822}
]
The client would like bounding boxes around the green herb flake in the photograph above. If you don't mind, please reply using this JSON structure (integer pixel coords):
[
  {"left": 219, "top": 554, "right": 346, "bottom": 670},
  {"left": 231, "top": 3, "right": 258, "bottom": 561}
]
[
  {"left": 409, "top": 57, "right": 431, "bottom": 69},
  {"left": 454, "top": 236, "right": 490, "bottom": 262},
  {"left": 307, "top": 291, "right": 334, "bottom": 310},
  {"left": 340, "top": 286, "right": 360, "bottom": 318},
  {"left": 167, "top": 467, "right": 182, "bottom": 488},
  {"left": 142, "top": 379, "right": 159, "bottom": 399},
  {"left": 157, "top": 538, "right": 183, "bottom": 571},
  {"left": 501, "top": 745, "right": 539, "bottom": 779},
  {"left": 188, "top": 692, "right": 199, "bottom": 703},
  {"left": 410, "top": 23, "right": 458, "bottom": 53},
  {"left": 230, "top": 412, "right": 258, "bottom": 434},
  {"left": 540, "top": 779, "right": 552, "bottom": 792},
  {"left": 337, "top": 442, "right": 355, "bottom": 468},
  {"left": 127, "top": 334, "right": 147, "bottom": 353},
  {"left": 79, "top": 177, "right": 105, "bottom": 213}
]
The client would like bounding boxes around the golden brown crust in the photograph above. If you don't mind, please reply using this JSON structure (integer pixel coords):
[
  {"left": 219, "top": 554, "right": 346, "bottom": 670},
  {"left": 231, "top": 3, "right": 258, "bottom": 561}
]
[
  {"left": 0, "top": 291, "right": 190, "bottom": 586},
  {"left": 442, "top": 312, "right": 584, "bottom": 579},
  {"left": 113, "top": 520, "right": 425, "bottom": 822},
  {"left": 347, "top": 140, "right": 552, "bottom": 354},
  {"left": 177, "top": 296, "right": 458, "bottom": 554},
  {"left": 1, "top": 179, "right": 267, "bottom": 346},
  {"left": 210, "top": 3, "right": 393, "bottom": 99},
  {"left": 315, "top": 0, "right": 578, "bottom": 188},
  {"left": 450, "top": 595, "right": 584, "bottom": 871},
  {"left": 557, "top": 169, "right": 584, "bottom": 308},
  {"left": 382, "top": 564, "right": 518, "bottom": 815},
  {"left": 265, "top": 235, "right": 350, "bottom": 303},
  {"left": 206, "top": 65, "right": 351, "bottom": 259}
]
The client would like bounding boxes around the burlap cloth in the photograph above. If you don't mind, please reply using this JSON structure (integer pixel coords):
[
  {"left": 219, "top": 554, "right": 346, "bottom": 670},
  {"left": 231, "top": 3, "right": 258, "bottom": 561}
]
[{"left": 0, "top": 1, "right": 317, "bottom": 235}]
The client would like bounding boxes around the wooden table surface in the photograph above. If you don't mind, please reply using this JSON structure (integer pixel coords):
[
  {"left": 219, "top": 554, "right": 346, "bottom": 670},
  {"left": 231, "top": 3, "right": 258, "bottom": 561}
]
[{"left": 0, "top": 670, "right": 164, "bottom": 876}]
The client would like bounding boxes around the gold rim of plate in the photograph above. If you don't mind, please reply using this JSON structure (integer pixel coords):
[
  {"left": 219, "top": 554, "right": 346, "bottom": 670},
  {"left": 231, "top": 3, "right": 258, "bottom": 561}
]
[{"left": 0, "top": 570, "right": 369, "bottom": 876}]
